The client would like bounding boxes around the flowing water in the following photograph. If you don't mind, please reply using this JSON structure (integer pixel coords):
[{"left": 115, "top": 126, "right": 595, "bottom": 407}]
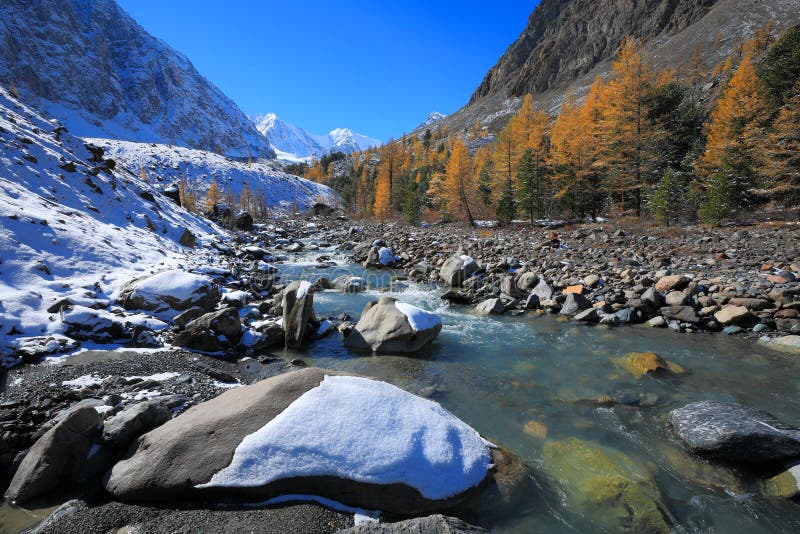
[
  {"left": 272, "top": 245, "right": 800, "bottom": 532},
  {"left": 3, "top": 242, "right": 800, "bottom": 532}
]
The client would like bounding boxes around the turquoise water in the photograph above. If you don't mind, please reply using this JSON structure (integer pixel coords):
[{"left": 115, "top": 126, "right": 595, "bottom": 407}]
[{"left": 277, "top": 245, "right": 800, "bottom": 532}]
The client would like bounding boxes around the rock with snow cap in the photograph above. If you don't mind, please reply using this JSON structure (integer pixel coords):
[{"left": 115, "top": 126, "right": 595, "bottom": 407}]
[
  {"left": 282, "top": 280, "right": 317, "bottom": 348},
  {"left": 345, "top": 297, "right": 442, "bottom": 353},
  {"left": 103, "top": 368, "right": 524, "bottom": 514},
  {"left": 116, "top": 270, "right": 220, "bottom": 314}
]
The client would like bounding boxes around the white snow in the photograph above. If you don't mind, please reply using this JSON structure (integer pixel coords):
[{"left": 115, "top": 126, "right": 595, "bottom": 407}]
[
  {"left": 378, "top": 247, "right": 398, "bottom": 266},
  {"left": 123, "top": 271, "right": 213, "bottom": 303},
  {"left": 394, "top": 302, "right": 442, "bottom": 332},
  {"left": 62, "top": 375, "right": 107, "bottom": 388},
  {"left": 295, "top": 281, "right": 312, "bottom": 299},
  {"left": 198, "top": 375, "right": 490, "bottom": 500},
  {"left": 460, "top": 255, "right": 476, "bottom": 267}
]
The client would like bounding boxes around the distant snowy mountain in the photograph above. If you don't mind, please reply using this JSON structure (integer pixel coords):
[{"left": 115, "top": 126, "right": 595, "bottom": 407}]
[
  {"left": 420, "top": 112, "right": 447, "bottom": 128},
  {"left": 0, "top": 0, "right": 273, "bottom": 159},
  {"left": 0, "top": 86, "right": 229, "bottom": 364},
  {"left": 91, "top": 138, "right": 337, "bottom": 209},
  {"left": 252, "top": 113, "right": 380, "bottom": 162}
]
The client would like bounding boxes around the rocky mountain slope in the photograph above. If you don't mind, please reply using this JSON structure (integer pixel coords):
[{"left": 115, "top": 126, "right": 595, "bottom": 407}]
[
  {"left": 439, "top": 0, "right": 800, "bottom": 132},
  {"left": 91, "top": 138, "right": 336, "bottom": 208},
  {"left": 0, "top": 0, "right": 273, "bottom": 158},
  {"left": 252, "top": 113, "right": 380, "bottom": 162},
  {"left": 0, "top": 86, "right": 230, "bottom": 364}
]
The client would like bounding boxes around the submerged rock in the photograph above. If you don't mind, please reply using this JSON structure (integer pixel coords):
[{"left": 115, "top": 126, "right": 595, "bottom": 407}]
[
  {"left": 764, "top": 465, "right": 800, "bottom": 498},
  {"left": 614, "top": 352, "right": 686, "bottom": 379},
  {"left": 542, "top": 438, "right": 671, "bottom": 533},
  {"left": 669, "top": 401, "right": 800, "bottom": 463},
  {"left": 758, "top": 335, "right": 800, "bottom": 354},
  {"left": 345, "top": 297, "right": 442, "bottom": 353},
  {"left": 104, "top": 368, "right": 517, "bottom": 515},
  {"left": 338, "top": 514, "right": 487, "bottom": 533}
]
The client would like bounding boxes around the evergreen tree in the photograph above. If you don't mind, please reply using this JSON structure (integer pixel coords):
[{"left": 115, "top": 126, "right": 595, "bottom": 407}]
[
  {"left": 517, "top": 148, "right": 538, "bottom": 223},
  {"left": 477, "top": 161, "right": 493, "bottom": 208},
  {"left": 403, "top": 177, "right": 420, "bottom": 225},
  {"left": 496, "top": 184, "right": 515, "bottom": 226},
  {"left": 648, "top": 168, "right": 681, "bottom": 226},
  {"left": 699, "top": 165, "right": 737, "bottom": 223}
]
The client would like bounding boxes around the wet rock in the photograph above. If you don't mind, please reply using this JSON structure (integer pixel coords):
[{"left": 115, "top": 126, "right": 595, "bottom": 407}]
[
  {"left": 669, "top": 401, "right": 800, "bottom": 463},
  {"left": 441, "top": 289, "right": 471, "bottom": 305},
  {"left": 764, "top": 465, "right": 800, "bottom": 498},
  {"left": 542, "top": 438, "right": 671, "bottom": 533},
  {"left": 102, "top": 401, "right": 171, "bottom": 449},
  {"left": 758, "top": 335, "right": 800, "bottom": 354},
  {"left": 345, "top": 297, "right": 441, "bottom": 353},
  {"left": 332, "top": 275, "right": 367, "bottom": 293},
  {"left": 560, "top": 293, "right": 591, "bottom": 316},
  {"left": 475, "top": 298, "right": 504, "bottom": 316},
  {"left": 614, "top": 352, "right": 686, "bottom": 379},
  {"left": 5, "top": 406, "right": 100, "bottom": 503}
]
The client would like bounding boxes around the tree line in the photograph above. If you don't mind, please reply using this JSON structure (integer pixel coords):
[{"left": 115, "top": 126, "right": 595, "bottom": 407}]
[{"left": 295, "top": 24, "right": 800, "bottom": 225}]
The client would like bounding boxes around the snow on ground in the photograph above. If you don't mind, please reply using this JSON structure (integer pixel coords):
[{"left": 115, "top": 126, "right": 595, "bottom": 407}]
[
  {"left": 199, "top": 375, "right": 490, "bottom": 500},
  {"left": 0, "top": 86, "right": 231, "bottom": 365},
  {"left": 395, "top": 302, "right": 442, "bottom": 332},
  {"left": 88, "top": 138, "right": 338, "bottom": 210}
]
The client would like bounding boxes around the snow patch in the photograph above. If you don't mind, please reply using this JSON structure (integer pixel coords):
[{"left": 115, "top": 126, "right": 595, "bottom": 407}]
[
  {"left": 198, "top": 375, "right": 490, "bottom": 500},
  {"left": 394, "top": 302, "right": 442, "bottom": 332}
]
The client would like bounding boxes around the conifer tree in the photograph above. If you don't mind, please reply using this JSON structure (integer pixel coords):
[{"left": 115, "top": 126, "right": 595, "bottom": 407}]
[
  {"left": 699, "top": 165, "right": 736, "bottom": 223},
  {"left": 204, "top": 179, "right": 222, "bottom": 212},
  {"left": 496, "top": 184, "right": 515, "bottom": 227},
  {"left": 517, "top": 148, "right": 538, "bottom": 223},
  {"left": 403, "top": 177, "right": 421, "bottom": 225},
  {"left": 445, "top": 139, "right": 476, "bottom": 223},
  {"left": 761, "top": 82, "right": 800, "bottom": 206},
  {"left": 648, "top": 168, "right": 681, "bottom": 226}
]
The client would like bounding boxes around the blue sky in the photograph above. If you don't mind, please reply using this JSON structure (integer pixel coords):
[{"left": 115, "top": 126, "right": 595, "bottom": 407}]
[{"left": 117, "top": 1, "right": 537, "bottom": 141}]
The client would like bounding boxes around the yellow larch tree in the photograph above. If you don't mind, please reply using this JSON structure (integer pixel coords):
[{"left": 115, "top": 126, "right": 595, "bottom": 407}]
[
  {"left": 759, "top": 81, "right": 800, "bottom": 206},
  {"left": 204, "top": 179, "right": 222, "bottom": 212},
  {"left": 444, "top": 139, "right": 476, "bottom": 223},
  {"left": 373, "top": 159, "right": 392, "bottom": 221}
]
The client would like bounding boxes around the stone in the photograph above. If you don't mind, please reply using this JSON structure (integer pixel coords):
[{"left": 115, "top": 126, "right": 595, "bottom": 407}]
[
  {"left": 475, "top": 298, "right": 505, "bottom": 316},
  {"left": 728, "top": 298, "right": 771, "bottom": 311},
  {"left": 440, "top": 254, "right": 481, "bottom": 287},
  {"left": 655, "top": 275, "right": 689, "bottom": 292},
  {"left": 714, "top": 305, "right": 751, "bottom": 325},
  {"left": 345, "top": 297, "right": 442, "bottom": 353},
  {"left": 234, "top": 211, "right": 254, "bottom": 231},
  {"left": 441, "top": 290, "right": 471, "bottom": 305},
  {"left": 758, "top": 335, "right": 800, "bottom": 354},
  {"left": 560, "top": 293, "right": 591, "bottom": 316},
  {"left": 177, "top": 228, "right": 197, "bottom": 248},
  {"left": 531, "top": 279, "right": 554, "bottom": 300},
  {"left": 104, "top": 368, "right": 518, "bottom": 515},
  {"left": 564, "top": 284, "right": 584, "bottom": 295},
  {"left": 337, "top": 515, "right": 486, "bottom": 533},
  {"left": 102, "top": 401, "right": 171, "bottom": 449},
  {"left": 659, "top": 305, "right": 699, "bottom": 324},
  {"left": 542, "top": 438, "right": 670, "bottom": 533},
  {"left": 523, "top": 420, "right": 548, "bottom": 439},
  {"left": 333, "top": 275, "right": 368, "bottom": 293},
  {"left": 573, "top": 308, "right": 600, "bottom": 322},
  {"left": 515, "top": 272, "right": 539, "bottom": 291},
  {"left": 669, "top": 401, "right": 800, "bottom": 463},
  {"left": 282, "top": 281, "right": 316, "bottom": 349},
  {"left": 764, "top": 465, "right": 800, "bottom": 498},
  {"left": 664, "top": 291, "right": 688, "bottom": 306},
  {"left": 583, "top": 274, "right": 601, "bottom": 288},
  {"left": 117, "top": 270, "right": 219, "bottom": 313},
  {"left": 500, "top": 275, "right": 519, "bottom": 297},
  {"left": 523, "top": 293, "right": 540, "bottom": 310},
  {"left": 5, "top": 406, "right": 100, "bottom": 503},
  {"left": 615, "top": 352, "right": 686, "bottom": 379},
  {"left": 647, "top": 316, "right": 667, "bottom": 328},
  {"left": 174, "top": 307, "right": 242, "bottom": 352}
]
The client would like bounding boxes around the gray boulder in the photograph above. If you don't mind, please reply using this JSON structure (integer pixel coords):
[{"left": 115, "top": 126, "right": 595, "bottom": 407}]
[
  {"left": 337, "top": 515, "right": 486, "bottom": 533},
  {"left": 440, "top": 254, "right": 481, "bottom": 287},
  {"left": 5, "top": 406, "right": 100, "bottom": 503},
  {"left": 345, "top": 297, "right": 442, "bottom": 353},
  {"left": 560, "top": 294, "right": 591, "bottom": 316},
  {"left": 669, "top": 401, "right": 800, "bottom": 463},
  {"left": 282, "top": 281, "right": 317, "bottom": 348},
  {"left": 333, "top": 275, "right": 368, "bottom": 293},
  {"left": 475, "top": 298, "right": 504, "bottom": 316},
  {"left": 102, "top": 401, "right": 171, "bottom": 449},
  {"left": 173, "top": 307, "right": 242, "bottom": 352},
  {"left": 530, "top": 279, "right": 554, "bottom": 301},
  {"left": 515, "top": 272, "right": 539, "bottom": 292},
  {"left": 660, "top": 305, "right": 699, "bottom": 324}
]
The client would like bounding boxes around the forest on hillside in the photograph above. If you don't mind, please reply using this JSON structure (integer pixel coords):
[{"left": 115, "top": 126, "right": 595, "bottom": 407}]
[{"left": 296, "top": 23, "right": 800, "bottom": 226}]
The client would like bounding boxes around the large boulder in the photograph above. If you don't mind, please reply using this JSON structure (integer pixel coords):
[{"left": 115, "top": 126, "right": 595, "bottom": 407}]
[
  {"left": 440, "top": 255, "right": 481, "bottom": 287},
  {"left": 560, "top": 293, "right": 591, "bottom": 316},
  {"left": 104, "top": 369, "right": 513, "bottom": 515},
  {"left": 345, "top": 297, "right": 442, "bottom": 353},
  {"left": 758, "top": 335, "right": 800, "bottom": 354},
  {"left": 542, "top": 438, "right": 671, "bottom": 533},
  {"left": 282, "top": 281, "right": 317, "bottom": 348},
  {"left": 614, "top": 352, "right": 686, "bottom": 379},
  {"left": 714, "top": 305, "right": 751, "bottom": 325},
  {"left": 102, "top": 401, "right": 171, "bottom": 449},
  {"left": 173, "top": 307, "right": 242, "bottom": 352},
  {"left": 62, "top": 306, "right": 127, "bottom": 343},
  {"left": 234, "top": 211, "right": 254, "bottom": 231},
  {"left": 475, "top": 298, "right": 504, "bottom": 316},
  {"left": 333, "top": 275, "right": 368, "bottom": 293},
  {"left": 669, "top": 401, "right": 800, "bottom": 463},
  {"left": 116, "top": 270, "right": 219, "bottom": 314},
  {"left": 5, "top": 406, "right": 100, "bottom": 503},
  {"left": 659, "top": 305, "right": 699, "bottom": 324}
]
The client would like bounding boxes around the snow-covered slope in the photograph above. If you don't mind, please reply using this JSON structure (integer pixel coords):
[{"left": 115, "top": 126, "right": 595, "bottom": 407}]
[
  {"left": 0, "top": 86, "right": 228, "bottom": 363},
  {"left": 419, "top": 112, "right": 446, "bottom": 129},
  {"left": 90, "top": 138, "right": 338, "bottom": 209},
  {"left": 252, "top": 113, "right": 380, "bottom": 162},
  {"left": 0, "top": 0, "right": 273, "bottom": 159}
]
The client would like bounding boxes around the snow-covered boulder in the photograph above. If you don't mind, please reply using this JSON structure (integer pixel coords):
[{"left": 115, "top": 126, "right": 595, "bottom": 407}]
[
  {"left": 104, "top": 368, "right": 523, "bottom": 514},
  {"left": 440, "top": 255, "right": 481, "bottom": 287},
  {"left": 345, "top": 297, "right": 442, "bottom": 353},
  {"left": 116, "top": 270, "right": 220, "bottom": 315}
]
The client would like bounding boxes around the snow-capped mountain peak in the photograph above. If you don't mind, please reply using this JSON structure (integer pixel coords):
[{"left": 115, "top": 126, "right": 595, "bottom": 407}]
[{"left": 252, "top": 114, "right": 380, "bottom": 162}]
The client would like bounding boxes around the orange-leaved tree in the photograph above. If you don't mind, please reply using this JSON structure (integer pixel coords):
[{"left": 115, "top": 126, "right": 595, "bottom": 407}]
[{"left": 445, "top": 138, "right": 476, "bottom": 223}]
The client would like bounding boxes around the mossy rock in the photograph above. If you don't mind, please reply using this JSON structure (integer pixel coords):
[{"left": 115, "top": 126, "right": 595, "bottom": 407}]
[
  {"left": 523, "top": 420, "right": 548, "bottom": 440},
  {"left": 764, "top": 467, "right": 800, "bottom": 498},
  {"left": 660, "top": 446, "right": 745, "bottom": 495},
  {"left": 615, "top": 352, "right": 686, "bottom": 379},
  {"left": 542, "top": 438, "right": 671, "bottom": 533}
]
